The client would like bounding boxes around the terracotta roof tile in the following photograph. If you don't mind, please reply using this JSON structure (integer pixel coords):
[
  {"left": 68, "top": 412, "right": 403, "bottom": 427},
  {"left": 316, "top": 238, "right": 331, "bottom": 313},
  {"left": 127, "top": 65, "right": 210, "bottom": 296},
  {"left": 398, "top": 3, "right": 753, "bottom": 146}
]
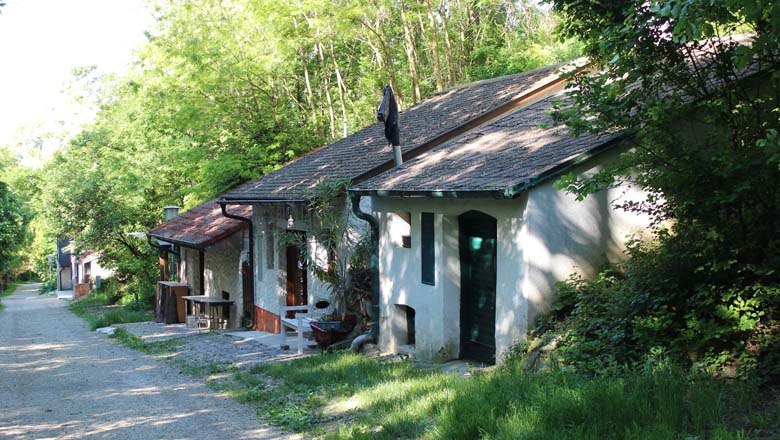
[{"left": 148, "top": 200, "right": 251, "bottom": 248}]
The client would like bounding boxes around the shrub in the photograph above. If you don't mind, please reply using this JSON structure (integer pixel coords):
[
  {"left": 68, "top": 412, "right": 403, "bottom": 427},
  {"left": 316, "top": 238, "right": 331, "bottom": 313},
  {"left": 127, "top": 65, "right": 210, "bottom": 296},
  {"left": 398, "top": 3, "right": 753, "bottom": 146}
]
[
  {"left": 38, "top": 280, "right": 56, "bottom": 294},
  {"left": 532, "top": 235, "right": 780, "bottom": 379}
]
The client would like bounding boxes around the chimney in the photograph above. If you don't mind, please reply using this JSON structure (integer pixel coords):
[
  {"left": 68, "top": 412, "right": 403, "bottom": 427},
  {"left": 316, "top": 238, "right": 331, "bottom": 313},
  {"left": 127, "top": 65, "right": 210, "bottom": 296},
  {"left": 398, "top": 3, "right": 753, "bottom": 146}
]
[{"left": 164, "top": 206, "right": 181, "bottom": 221}]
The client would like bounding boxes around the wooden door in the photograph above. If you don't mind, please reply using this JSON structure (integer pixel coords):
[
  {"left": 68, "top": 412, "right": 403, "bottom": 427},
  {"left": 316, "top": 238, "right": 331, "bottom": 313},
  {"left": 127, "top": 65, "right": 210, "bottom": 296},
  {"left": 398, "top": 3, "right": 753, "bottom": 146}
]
[
  {"left": 285, "top": 232, "right": 308, "bottom": 317},
  {"left": 459, "top": 211, "right": 497, "bottom": 365}
]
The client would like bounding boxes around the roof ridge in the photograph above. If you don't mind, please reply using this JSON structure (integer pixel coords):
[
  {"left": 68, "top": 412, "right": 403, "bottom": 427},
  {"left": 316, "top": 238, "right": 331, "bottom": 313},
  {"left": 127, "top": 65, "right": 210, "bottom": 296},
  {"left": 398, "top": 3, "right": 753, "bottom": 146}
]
[{"left": 432, "top": 59, "right": 583, "bottom": 97}]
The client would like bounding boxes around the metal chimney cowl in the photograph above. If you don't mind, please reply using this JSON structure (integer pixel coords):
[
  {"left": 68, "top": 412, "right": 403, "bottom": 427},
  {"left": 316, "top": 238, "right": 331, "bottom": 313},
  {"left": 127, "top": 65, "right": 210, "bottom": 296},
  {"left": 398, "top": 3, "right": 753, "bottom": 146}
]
[{"left": 164, "top": 206, "right": 181, "bottom": 221}]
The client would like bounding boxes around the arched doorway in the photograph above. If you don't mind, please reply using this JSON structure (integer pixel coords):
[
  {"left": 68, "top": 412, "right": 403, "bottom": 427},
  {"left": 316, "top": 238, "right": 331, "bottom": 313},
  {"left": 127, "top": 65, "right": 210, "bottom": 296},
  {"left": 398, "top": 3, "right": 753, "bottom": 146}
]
[{"left": 458, "top": 210, "right": 497, "bottom": 364}]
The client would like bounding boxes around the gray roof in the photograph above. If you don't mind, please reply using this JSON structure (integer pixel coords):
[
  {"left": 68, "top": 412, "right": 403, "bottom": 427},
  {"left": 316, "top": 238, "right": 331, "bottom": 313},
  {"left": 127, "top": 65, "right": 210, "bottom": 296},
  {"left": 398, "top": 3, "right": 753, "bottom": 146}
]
[
  {"left": 220, "top": 63, "right": 569, "bottom": 202},
  {"left": 351, "top": 91, "right": 619, "bottom": 197}
]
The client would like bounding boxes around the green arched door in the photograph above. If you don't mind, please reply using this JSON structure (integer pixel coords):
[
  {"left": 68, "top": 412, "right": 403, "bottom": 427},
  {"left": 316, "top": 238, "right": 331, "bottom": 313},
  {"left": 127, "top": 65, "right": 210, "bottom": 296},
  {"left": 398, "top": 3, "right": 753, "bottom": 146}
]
[{"left": 459, "top": 211, "right": 497, "bottom": 365}]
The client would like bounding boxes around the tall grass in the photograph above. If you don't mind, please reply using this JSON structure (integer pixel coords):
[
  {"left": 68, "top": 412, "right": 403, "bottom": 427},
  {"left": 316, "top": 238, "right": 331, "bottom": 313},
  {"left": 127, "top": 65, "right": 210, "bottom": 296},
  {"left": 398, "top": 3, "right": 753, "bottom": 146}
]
[
  {"left": 69, "top": 291, "right": 153, "bottom": 330},
  {"left": 238, "top": 352, "right": 767, "bottom": 439}
]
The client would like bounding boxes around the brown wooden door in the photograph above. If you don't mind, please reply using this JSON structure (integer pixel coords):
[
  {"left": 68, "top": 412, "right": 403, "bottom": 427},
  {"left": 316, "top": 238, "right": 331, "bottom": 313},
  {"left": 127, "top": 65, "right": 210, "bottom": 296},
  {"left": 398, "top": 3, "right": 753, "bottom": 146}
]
[{"left": 285, "top": 232, "right": 308, "bottom": 317}]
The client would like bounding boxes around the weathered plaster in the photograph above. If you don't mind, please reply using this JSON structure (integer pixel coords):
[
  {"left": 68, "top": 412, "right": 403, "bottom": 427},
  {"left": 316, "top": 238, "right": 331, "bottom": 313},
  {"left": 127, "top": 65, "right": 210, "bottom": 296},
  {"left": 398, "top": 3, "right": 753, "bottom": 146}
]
[{"left": 178, "top": 230, "right": 246, "bottom": 328}]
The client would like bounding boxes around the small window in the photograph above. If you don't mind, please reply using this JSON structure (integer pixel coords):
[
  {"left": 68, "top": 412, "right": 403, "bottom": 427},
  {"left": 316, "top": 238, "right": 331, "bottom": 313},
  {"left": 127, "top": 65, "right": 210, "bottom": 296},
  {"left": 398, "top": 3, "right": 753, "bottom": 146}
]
[
  {"left": 265, "top": 224, "right": 275, "bottom": 269},
  {"left": 421, "top": 212, "right": 435, "bottom": 285},
  {"left": 389, "top": 212, "right": 412, "bottom": 248}
]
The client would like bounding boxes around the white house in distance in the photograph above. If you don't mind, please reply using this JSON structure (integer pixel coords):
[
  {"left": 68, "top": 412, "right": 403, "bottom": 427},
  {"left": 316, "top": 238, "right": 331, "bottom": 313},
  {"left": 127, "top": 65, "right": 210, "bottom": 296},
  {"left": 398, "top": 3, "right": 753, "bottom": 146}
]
[{"left": 56, "top": 238, "right": 113, "bottom": 292}]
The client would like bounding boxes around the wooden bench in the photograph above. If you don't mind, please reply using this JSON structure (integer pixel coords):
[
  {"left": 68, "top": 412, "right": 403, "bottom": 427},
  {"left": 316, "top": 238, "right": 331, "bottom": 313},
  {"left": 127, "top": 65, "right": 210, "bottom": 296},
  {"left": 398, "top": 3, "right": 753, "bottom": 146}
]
[{"left": 279, "top": 305, "right": 317, "bottom": 354}]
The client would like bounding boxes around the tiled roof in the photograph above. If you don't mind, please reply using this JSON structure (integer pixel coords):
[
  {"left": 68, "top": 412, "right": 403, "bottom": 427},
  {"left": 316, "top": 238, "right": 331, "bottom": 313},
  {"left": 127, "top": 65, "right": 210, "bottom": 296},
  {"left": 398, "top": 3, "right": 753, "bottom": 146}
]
[
  {"left": 57, "top": 238, "right": 73, "bottom": 267},
  {"left": 148, "top": 200, "right": 251, "bottom": 249},
  {"left": 221, "top": 63, "right": 570, "bottom": 202},
  {"left": 351, "top": 91, "right": 617, "bottom": 196}
]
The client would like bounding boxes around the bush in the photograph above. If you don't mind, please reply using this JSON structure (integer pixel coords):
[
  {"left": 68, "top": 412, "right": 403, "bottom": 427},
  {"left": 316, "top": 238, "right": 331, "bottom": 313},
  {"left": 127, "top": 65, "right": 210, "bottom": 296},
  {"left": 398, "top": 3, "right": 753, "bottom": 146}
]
[
  {"left": 94, "top": 277, "right": 123, "bottom": 304},
  {"left": 532, "top": 235, "right": 780, "bottom": 379},
  {"left": 38, "top": 280, "right": 56, "bottom": 294}
]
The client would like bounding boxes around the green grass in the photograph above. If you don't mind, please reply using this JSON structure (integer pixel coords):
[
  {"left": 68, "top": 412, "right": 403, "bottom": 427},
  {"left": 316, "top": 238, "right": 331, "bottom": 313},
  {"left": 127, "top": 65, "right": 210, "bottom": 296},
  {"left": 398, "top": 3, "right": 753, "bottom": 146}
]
[
  {"left": 110, "top": 328, "right": 181, "bottom": 355},
  {"left": 103, "top": 321, "right": 777, "bottom": 438},
  {"left": 68, "top": 291, "right": 153, "bottom": 330},
  {"left": 0, "top": 282, "right": 18, "bottom": 312},
  {"left": 213, "top": 352, "right": 775, "bottom": 439}
]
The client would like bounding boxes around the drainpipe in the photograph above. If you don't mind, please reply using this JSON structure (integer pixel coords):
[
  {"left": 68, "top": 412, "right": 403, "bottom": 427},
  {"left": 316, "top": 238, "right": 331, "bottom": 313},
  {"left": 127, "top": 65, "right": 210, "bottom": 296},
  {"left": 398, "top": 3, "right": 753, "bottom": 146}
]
[
  {"left": 220, "top": 202, "right": 254, "bottom": 329},
  {"left": 349, "top": 193, "right": 380, "bottom": 352},
  {"left": 147, "top": 236, "right": 176, "bottom": 281}
]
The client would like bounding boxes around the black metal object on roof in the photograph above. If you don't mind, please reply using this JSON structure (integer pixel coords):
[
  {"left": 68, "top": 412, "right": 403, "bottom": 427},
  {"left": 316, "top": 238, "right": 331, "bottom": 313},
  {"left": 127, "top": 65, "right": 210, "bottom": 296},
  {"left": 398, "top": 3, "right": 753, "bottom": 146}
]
[{"left": 377, "top": 86, "right": 400, "bottom": 147}]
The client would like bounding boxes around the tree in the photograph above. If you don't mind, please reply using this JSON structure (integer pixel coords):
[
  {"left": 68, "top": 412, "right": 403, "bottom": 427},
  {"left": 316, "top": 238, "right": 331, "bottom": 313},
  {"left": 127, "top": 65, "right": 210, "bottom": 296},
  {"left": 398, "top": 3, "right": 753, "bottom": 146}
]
[
  {"left": 0, "top": 149, "right": 31, "bottom": 288},
  {"left": 546, "top": 0, "right": 780, "bottom": 375}
]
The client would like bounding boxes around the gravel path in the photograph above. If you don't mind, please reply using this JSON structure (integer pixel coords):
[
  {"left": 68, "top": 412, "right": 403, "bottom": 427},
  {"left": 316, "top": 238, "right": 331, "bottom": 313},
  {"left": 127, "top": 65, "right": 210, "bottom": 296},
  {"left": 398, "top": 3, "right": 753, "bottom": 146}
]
[
  {"left": 115, "top": 321, "right": 304, "bottom": 370},
  {"left": 0, "top": 284, "right": 297, "bottom": 439}
]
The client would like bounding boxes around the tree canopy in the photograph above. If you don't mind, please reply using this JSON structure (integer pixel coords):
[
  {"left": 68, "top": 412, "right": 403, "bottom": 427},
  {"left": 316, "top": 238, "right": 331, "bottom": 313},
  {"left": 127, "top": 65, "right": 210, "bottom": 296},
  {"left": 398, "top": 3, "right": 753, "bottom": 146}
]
[{"left": 22, "top": 0, "right": 578, "bottom": 297}]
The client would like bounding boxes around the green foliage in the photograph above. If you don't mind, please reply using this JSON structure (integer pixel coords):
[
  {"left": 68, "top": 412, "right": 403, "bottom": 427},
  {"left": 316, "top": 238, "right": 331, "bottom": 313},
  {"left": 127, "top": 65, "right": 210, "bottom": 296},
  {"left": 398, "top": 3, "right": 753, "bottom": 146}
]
[
  {"left": 546, "top": 0, "right": 780, "bottom": 378},
  {"left": 0, "top": 282, "right": 18, "bottom": 312},
  {"left": 38, "top": 280, "right": 56, "bottom": 295},
  {"left": 0, "top": 148, "right": 32, "bottom": 285},
  {"left": 69, "top": 289, "right": 154, "bottom": 330},
  {"left": 534, "top": 237, "right": 780, "bottom": 378},
  {"left": 110, "top": 327, "right": 181, "bottom": 355}
]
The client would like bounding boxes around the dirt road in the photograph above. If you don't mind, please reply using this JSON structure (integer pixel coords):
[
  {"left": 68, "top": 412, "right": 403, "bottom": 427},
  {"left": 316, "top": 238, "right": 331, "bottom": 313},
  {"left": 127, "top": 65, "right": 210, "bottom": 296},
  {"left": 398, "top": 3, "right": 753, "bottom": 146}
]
[{"left": 0, "top": 283, "right": 291, "bottom": 439}]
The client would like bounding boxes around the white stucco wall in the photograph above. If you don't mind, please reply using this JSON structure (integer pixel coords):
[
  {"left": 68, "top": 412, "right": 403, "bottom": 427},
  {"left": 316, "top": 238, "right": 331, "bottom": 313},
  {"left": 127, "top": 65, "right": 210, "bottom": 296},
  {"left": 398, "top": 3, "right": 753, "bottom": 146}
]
[
  {"left": 59, "top": 267, "right": 73, "bottom": 290},
  {"left": 180, "top": 247, "right": 201, "bottom": 293},
  {"left": 251, "top": 198, "right": 372, "bottom": 319},
  {"left": 178, "top": 230, "right": 246, "bottom": 328},
  {"left": 203, "top": 231, "right": 244, "bottom": 328},
  {"left": 76, "top": 253, "right": 114, "bottom": 284},
  {"left": 372, "top": 148, "right": 651, "bottom": 363}
]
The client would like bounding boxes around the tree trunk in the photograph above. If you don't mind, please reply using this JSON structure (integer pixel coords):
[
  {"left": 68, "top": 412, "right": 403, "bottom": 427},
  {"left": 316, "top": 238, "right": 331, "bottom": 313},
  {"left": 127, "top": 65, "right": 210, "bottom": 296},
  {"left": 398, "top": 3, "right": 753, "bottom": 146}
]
[
  {"left": 439, "top": 2, "right": 455, "bottom": 85},
  {"left": 400, "top": 0, "right": 422, "bottom": 102},
  {"left": 326, "top": 27, "right": 349, "bottom": 138},
  {"left": 425, "top": 0, "right": 444, "bottom": 91},
  {"left": 316, "top": 42, "right": 337, "bottom": 139},
  {"left": 360, "top": 19, "right": 403, "bottom": 107},
  {"left": 293, "top": 16, "right": 317, "bottom": 127}
]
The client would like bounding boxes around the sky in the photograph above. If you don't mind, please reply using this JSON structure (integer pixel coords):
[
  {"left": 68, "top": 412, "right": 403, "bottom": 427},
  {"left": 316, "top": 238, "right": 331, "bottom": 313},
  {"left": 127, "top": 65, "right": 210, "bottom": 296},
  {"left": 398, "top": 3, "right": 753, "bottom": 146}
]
[{"left": 0, "top": 0, "right": 153, "bottom": 166}]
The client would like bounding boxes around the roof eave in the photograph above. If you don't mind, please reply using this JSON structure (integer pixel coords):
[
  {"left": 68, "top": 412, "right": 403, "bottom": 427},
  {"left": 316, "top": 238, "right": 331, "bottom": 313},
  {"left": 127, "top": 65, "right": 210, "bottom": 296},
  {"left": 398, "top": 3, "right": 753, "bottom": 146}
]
[
  {"left": 348, "top": 189, "right": 505, "bottom": 198},
  {"left": 147, "top": 222, "right": 248, "bottom": 251},
  {"left": 218, "top": 197, "right": 307, "bottom": 205}
]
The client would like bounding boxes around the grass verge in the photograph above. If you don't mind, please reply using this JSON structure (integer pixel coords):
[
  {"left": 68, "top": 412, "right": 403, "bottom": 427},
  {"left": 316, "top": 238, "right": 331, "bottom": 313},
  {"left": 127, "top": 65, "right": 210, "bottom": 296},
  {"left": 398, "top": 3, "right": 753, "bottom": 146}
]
[
  {"left": 69, "top": 291, "right": 153, "bottom": 330},
  {"left": 214, "top": 352, "right": 777, "bottom": 439},
  {"left": 110, "top": 327, "right": 181, "bottom": 355},
  {"left": 104, "top": 329, "right": 778, "bottom": 438},
  {"left": 0, "top": 282, "right": 18, "bottom": 312}
]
